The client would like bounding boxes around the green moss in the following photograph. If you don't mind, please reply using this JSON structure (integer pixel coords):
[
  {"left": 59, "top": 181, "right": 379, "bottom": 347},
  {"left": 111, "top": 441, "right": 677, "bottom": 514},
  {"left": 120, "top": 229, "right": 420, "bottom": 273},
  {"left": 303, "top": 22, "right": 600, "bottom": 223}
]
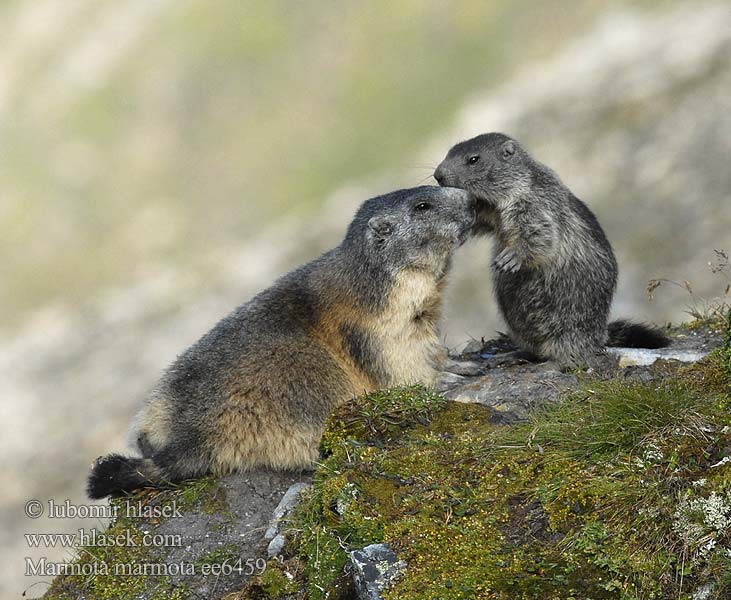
[
  {"left": 295, "top": 525, "right": 350, "bottom": 599},
  {"left": 172, "top": 475, "right": 230, "bottom": 515},
  {"left": 228, "top": 558, "right": 307, "bottom": 599},
  {"left": 42, "top": 512, "right": 188, "bottom": 600},
  {"left": 321, "top": 384, "right": 448, "bottom": 453},
  {"left": 45, "top": 322, "right": 731, "bottom": 599},
  {"left": 291, "top": 351, "right": 731, "bottom": 599},
  {"left": 683, "top": 310, "right": 731, "bottom": 408},
  {"left": 722, "top": 309, "right": 731, "bottom": 397},
  {"left": 258, "top": 562, "right": 301, "bottom": 597},
  {"left": 195, "top": 544, "right": 242, "bottom": 567}
]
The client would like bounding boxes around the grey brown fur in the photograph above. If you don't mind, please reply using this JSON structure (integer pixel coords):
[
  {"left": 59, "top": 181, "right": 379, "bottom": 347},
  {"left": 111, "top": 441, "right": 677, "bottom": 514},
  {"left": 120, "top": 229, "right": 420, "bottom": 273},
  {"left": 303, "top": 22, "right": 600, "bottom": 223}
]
[
  {"left": 87, "top": 186, "right": 474, "bottom": 498},
  {"left": 435, "top": 132, "right": 667, "bottom": 366}
]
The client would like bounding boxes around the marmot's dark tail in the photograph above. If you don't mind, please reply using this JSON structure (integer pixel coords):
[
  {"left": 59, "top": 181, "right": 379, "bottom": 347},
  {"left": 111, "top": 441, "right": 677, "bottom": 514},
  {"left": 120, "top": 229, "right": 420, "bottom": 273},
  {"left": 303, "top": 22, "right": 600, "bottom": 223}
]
[
  {"left": 87, "top": 454, "right": 165, "bottom": 499},
  {"left": 607, "top": 319, "right": 670, "bottom": 349}
]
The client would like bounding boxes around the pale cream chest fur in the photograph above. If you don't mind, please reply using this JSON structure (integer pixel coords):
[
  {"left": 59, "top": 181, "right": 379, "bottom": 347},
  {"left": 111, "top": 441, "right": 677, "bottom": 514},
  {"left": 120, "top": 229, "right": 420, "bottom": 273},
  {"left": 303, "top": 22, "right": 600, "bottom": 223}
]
[{"left": 370, "top": 269, "right": 445, "bottom": 387}]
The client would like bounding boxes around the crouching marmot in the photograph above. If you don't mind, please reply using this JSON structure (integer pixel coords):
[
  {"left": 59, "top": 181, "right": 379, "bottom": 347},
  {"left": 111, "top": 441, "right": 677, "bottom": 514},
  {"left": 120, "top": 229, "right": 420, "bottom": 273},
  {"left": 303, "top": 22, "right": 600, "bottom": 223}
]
[
  {"left": 434, "top": 133, "right": 668, "bottom": 367},
  {"left": 87, "top": 186, "right": 474, "bottom": 498}
]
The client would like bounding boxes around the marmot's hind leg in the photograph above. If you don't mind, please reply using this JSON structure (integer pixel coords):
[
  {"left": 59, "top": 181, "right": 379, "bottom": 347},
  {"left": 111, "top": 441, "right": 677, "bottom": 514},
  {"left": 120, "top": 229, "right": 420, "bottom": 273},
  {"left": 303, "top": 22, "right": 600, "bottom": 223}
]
[
  {"left": 210, "top": 417, "right": 323, "bottom": 474},
  {"left": 538, "top": 334, "right": 603, "bottom": 370},
  {"left": 87, "top": 455, "right": 165, "bottom": 499},
  {"left": 87, "top": 443, "right": 211, "bottom": 499}
]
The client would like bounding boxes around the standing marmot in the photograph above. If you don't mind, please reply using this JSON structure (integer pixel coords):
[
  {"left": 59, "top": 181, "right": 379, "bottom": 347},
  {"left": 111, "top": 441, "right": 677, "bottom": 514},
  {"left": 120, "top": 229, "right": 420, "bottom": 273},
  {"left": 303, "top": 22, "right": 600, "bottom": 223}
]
[
  {"left": 87, "top": 186, "right": 474, "bottom": 498},
  {"left": 434, "top": 132, "right": 667, "bottom": 367}
]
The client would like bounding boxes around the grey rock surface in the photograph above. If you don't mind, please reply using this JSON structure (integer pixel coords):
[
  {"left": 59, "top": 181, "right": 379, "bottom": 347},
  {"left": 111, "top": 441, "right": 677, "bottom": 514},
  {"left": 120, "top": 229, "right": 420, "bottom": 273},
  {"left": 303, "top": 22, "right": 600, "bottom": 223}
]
[
  {"left": 439, "top": 324, "right": 723, "bottom": 423},
  {"left": 263, "top": 481, "right": 312, "bottom": 542},
  {"left": 351, "top": 543, "right": 406, "bottom": 600},
  {"left": 155, "top": 471, "right": 311, "bottom": 598},
  {"left": 607, "top": 346, "right": 710, "bottom": 367},
  {"left": 44, "top": 470, "right": 311, "bottom": 600},
  {"left": 266, "top": 533, "right": 287, "bottom": 559},
  {"left": 444, "top": 363, "right": 578, "bottom": 423}
]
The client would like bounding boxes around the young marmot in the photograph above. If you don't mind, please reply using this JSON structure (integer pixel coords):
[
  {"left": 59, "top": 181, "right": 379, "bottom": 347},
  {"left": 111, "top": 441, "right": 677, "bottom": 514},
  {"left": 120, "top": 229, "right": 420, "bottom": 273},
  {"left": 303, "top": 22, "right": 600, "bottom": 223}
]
[
  {"left": 434, "top": 133, "right": 667, "bottom": 367},
  {"left": 87, "top": 186, "right": 474, "bottom": 498}
]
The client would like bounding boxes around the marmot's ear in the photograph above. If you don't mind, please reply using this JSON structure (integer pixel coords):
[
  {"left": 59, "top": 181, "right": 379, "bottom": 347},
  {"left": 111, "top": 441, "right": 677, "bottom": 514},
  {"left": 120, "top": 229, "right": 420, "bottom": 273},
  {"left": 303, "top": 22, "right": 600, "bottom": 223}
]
[
  {"left": 501, "top": 140, "right": 516, "bottom": 159},
  {"left": 368, "top": 215, "right": 394, "bottom": 240}
]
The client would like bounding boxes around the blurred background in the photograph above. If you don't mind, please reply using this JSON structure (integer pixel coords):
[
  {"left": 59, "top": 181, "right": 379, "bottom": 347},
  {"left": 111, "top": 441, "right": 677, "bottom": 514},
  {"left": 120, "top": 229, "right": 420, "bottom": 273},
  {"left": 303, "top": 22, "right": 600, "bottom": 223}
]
[{"left": 2, "top": 0, "right": 729, "bottom": 597}]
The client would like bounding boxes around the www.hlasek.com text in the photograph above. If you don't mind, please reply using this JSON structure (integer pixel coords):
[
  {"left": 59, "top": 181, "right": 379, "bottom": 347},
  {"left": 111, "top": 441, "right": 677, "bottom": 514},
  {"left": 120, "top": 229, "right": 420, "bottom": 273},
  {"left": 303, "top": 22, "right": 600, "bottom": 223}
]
[{"left": 25, "top": 528, "right": 182, "bottom": 549}]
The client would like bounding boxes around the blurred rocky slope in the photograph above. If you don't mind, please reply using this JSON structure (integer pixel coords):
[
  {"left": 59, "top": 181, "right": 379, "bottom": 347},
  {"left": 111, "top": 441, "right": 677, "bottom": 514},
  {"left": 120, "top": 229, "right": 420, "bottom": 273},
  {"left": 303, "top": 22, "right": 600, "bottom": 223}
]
[
  {"left": 2, "top": 0, "right": 730, "bottom": 597},
  {"left": 0, "top": 0, "right": 606, "bottom": 330},
  {"left": 437, "top": 0, "right": 731, "bottom": 336}
]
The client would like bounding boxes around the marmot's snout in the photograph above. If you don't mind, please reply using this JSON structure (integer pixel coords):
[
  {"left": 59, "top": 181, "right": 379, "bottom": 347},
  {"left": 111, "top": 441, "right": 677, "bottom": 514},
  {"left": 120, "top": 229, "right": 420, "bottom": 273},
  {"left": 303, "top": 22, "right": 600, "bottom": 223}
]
[
  {"left": 446, "top": 189, "right": 477, "bottom": 245},
  {"left": 433, "top": 165, "right": 446, "bottom": 186}
]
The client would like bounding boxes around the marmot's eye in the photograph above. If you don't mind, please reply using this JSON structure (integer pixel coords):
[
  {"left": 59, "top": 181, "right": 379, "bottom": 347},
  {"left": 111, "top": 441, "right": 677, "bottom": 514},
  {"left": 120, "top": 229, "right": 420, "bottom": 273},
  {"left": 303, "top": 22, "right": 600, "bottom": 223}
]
[
  {"left": 468, "top": 155, "right": 480, "bottom": 165},
  {"left": 414, "top": 202, "right": 432, "bottom": 211}
]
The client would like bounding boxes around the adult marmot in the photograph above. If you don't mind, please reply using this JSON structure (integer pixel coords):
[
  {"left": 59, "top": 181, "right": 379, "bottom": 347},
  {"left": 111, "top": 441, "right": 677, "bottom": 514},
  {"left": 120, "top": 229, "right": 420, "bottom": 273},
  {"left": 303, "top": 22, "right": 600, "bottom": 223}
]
[
  {"left": 434, "top": 133, "right": 667, "bottom": 367},
  {"left": 87, "top": 186, "right": 474, "bottom": 498}
]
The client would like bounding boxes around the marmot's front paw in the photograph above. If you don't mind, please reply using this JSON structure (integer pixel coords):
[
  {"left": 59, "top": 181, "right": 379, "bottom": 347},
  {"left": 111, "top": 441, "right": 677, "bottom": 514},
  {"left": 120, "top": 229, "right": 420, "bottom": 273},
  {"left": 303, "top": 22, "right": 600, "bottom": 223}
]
[{"left": 494, "top": 247, "right": 522, "bottom": 273}]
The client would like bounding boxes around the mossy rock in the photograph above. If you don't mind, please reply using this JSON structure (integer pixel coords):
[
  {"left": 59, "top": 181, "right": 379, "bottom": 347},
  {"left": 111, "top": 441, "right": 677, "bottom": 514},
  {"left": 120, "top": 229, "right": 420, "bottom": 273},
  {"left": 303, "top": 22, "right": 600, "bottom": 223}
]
[{"left": 290, "top": 331, "right": 731, "bottom": 599}]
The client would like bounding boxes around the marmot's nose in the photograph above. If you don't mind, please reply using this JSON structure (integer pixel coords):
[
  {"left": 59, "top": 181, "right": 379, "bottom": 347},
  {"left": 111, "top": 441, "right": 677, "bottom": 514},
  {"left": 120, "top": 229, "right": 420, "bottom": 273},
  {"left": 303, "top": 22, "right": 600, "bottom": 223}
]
[{"left": 433, "top": 166, "right": 446, "bottom": 186}]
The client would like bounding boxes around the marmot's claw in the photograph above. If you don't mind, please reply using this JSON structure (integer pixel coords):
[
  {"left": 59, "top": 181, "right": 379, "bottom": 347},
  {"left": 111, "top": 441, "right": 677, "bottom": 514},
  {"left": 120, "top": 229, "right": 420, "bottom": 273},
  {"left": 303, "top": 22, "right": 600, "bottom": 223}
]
[{"left": 494, "top": 247, "right": 522, "bottom": 273}]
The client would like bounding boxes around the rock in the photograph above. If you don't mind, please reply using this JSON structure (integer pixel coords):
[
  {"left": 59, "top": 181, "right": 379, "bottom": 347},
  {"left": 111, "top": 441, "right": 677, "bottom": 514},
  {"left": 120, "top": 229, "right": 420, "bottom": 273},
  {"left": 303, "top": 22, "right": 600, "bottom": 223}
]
[
  {"left": 461, "top": 339, "right": 484, "bottom": 354},
  {"left": 443, "top": 363, "right": 578, "bottom": 423},
  {"left": 692, "top": 583, "right": 714, "bottom": 600},
  {"left": 434, "top": 371, "right": 468, "bottom": 392},
  {"left": 607, "top": 346, "right": 710, "bottom": 367},
  {"left": 481, "top": 350, "right": 535, "bottom": 369},
  {"left": 350, "top": 543, "right": 406, "bottom": 600},
  {"left": 263, "top": 481, "right": 311, "bottom": 559},
  {"left": 438, "top": 326, "right": 723, "bottom": 422},
  {"left": 263, "top": 481, "right": 311, "bottom": 542},
  {"left": 441, "top": 357, "right": 486, "bottom": 377},
  {"left": 266, "top": 534, "right": 287, "bottom": 558},
  {"left": 153, "top": 471, "right": 311, "bottom": 597}
]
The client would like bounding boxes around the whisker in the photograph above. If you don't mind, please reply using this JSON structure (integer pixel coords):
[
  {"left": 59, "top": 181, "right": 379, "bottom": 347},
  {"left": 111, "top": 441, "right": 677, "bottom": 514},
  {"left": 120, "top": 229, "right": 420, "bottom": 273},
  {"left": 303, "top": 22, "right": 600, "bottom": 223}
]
[
  {"left": 414, "top": 173, "right": 436, "bottom": 185},
  {"left": 399, "top": 163, "right": 437, "bottom": 171}
]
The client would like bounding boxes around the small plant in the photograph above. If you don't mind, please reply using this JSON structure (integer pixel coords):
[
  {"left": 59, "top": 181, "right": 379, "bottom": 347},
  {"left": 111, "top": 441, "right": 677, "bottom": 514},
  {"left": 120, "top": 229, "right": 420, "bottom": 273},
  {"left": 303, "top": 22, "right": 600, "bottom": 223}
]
[{"left": 648, "top": 249, "right": 730, "bottom": 325}]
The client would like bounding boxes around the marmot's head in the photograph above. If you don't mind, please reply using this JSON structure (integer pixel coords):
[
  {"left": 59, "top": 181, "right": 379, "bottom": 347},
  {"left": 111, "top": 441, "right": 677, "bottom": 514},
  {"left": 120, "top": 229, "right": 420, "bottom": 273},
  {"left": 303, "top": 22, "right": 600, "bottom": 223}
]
[
  {"left": 434, "top": 133, "right": 537, "bottom": 207},
  {"left": 346, "top": 186, "right": 474, "bottom": 277}
]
